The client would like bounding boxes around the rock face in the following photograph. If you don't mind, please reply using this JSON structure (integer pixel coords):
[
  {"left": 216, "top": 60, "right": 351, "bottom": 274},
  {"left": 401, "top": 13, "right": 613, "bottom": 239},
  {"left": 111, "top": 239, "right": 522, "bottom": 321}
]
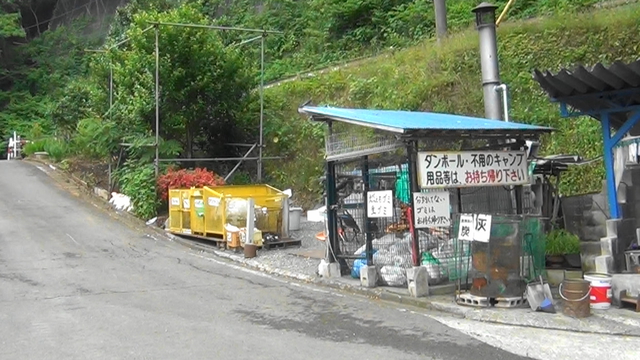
[{"left": 48, "top": 0, "right": 129, "bottom": 34}]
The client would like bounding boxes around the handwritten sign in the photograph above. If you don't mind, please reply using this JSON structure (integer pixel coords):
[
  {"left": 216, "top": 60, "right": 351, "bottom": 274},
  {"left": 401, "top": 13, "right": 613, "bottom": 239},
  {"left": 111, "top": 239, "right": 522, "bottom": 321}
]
[
  {"left": 458, "top": 214, "right": 492, "bottom": 242},
  {"left": 413, "top": 191, "right": 450, "bottom": 228},
  {"left": 207, "top": 197, "right": 221, "bottom": 207},
  {"left": 171, "top": 197, "right": 180, "bottom": 206},
  {"left": 417, "top": 150, "right": 529, "bottom": 188},
  {"left": 367, "top": 190, "right": 393, "bottom": 218},
  {"left": 458, "top": 214, "right": 475, "bottom": 241}
]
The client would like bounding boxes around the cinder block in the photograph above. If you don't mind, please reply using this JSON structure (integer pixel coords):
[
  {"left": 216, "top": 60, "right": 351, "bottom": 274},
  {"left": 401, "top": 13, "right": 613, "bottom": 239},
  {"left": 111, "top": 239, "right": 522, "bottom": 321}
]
[
  {"left": 360, "top": 265, "right": 377, "bottom": 288},
  {"left": 407, "top": 266, "right": 429, "bottom": 298},
  {"left": 595, "top": 255, "right": 615, "bottom": 274},
  {"left": 318, "top": 260, "right": 341, "bottom": 278},
  {"left": 606, "top": 219, "right": 621, "bottom": 237},
  {"left": 600, "top": 236, "right": 618, "bottom": 256}
]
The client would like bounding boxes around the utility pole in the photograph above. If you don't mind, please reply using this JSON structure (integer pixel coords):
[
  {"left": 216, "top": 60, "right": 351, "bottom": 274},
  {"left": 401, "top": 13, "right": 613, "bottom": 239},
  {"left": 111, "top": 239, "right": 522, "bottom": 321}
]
[{"left": 434, "top": 0, "right": 448, "bottom": 42}]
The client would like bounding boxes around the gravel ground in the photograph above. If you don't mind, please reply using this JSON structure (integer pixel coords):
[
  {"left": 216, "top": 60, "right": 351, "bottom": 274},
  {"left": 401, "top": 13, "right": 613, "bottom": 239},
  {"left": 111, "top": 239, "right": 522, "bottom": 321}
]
[{"left": 246, "top": 216, "right": 326, "bottom": 278}]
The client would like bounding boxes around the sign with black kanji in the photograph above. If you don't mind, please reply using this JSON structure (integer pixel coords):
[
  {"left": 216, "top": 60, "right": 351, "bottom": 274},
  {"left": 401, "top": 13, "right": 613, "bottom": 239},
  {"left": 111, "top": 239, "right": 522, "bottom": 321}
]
[{"left": 413, "top": 191, "right": 451, "bottom": 228}]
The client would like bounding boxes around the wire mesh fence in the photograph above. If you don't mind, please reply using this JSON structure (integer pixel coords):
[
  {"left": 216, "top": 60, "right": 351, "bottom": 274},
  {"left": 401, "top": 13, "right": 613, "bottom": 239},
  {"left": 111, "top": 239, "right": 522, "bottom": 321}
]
[{"left": 328, "top": 159, "right": 545, "bottom": 288}]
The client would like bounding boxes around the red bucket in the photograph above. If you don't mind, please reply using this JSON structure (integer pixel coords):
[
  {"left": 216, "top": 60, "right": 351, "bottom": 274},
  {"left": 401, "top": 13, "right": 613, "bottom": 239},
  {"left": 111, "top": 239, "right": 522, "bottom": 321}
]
[{"left": 584, "top": 272, "right": 613, "bottom": 310}]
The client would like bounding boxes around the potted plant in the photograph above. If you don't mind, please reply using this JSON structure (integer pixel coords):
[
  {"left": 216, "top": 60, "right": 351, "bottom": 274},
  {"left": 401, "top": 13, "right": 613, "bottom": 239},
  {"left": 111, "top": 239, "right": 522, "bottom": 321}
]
[{"left": 545, "top": 229, "right": 581, "bottom": 268}]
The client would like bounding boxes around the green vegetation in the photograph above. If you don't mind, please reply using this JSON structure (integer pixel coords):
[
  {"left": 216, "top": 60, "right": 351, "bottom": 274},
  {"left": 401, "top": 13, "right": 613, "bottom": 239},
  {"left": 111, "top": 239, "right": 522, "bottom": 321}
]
[
  {"left": 0, "top": 0, "right": 632, "bottom": 216},
  {"left": 203, "top": 0, "right": 601, "bottom": 82},
  {"left": 262, "top": 4, "right": 640, "bottom": 207},
  {"left": 545, "top": 229, "right": 581, "bottom": 255}
]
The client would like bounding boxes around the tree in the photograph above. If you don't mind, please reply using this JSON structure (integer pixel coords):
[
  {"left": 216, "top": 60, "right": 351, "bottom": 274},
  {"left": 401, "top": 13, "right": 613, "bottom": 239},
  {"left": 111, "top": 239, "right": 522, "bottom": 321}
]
[{"left": 107, "top": 2, "right": 257, "bottom": 159}]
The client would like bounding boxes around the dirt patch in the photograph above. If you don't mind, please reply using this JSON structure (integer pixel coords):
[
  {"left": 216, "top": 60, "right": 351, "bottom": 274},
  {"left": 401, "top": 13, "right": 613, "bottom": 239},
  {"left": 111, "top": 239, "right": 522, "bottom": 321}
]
[{"left": 65, "top": 158, "right": 110, "bottom": 190}]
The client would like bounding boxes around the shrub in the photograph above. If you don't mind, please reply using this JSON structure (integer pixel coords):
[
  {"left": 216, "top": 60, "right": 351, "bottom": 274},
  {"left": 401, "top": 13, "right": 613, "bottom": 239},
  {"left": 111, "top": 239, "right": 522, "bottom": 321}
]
[
  {"left": 116, "top": 160, "right": 159, "bottom": 219},
  {"left": 43, "top": 138, "right": 70, "bottom": 162},
  {"left": 545, "top": 229, "right": 581, "bottom": 256},
  {"left": 157, "top": 167, "right": 226, "bottom": 201},
  {"left": 23, "top": 140, "right": 46, "bottom": 156}
]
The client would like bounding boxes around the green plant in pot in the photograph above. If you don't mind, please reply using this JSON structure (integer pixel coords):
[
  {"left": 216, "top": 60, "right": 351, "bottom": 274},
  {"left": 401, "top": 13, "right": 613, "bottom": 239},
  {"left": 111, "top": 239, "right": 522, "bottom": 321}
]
[{"left": 545, "top": 229, "right": 582, "bottom": 268}]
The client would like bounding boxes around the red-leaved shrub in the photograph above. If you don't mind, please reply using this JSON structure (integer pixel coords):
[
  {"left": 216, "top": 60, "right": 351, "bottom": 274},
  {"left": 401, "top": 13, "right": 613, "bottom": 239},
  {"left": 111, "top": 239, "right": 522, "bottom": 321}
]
[{"left": 157, "top": 167, "right": 225, "bottom": 201}]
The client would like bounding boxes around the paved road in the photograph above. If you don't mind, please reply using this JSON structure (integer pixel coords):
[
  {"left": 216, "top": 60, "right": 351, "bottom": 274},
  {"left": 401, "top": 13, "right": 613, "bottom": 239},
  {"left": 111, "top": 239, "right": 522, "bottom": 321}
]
[{"left": 0, "top": 160, "right": 530, "bottom": 360}]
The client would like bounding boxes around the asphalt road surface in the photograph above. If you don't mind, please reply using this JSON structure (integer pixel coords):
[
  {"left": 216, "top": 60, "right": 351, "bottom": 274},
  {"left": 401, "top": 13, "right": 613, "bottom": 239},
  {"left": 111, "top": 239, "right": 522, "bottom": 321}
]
[{"left": 0, "top": 160, "right": 531, "bottom": 360}]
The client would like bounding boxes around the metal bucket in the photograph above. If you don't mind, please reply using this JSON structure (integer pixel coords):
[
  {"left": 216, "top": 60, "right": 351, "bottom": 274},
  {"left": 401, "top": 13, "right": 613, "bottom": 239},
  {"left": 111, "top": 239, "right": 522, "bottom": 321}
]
[
  {"left": 244, "top": 243, "right": 258, "bottom": 259},
  {"left": 560, "top": 278, "right": 591, "bottom": 318}
]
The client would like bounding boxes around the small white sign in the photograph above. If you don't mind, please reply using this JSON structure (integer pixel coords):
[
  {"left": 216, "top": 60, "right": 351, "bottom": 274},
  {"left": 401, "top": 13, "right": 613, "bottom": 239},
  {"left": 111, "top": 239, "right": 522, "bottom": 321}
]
[
  {"left": 194, "top": 199, "right": 204, "bottom": 208},
  {"left": 171, "top": 197, "right": 180, "bottom": 206},
  {"left": 473, "top": 214, "right": 492, "bottom": 243},
  {"left": 458, "top": 214, "right": 475, "bottom": 241},
  {"left": 182, "top": 199, "right": 190, "bottom": 209},
  {"left": 207, "top": 197, "right": 221, "bottom": 207},
  {"left": 367, "top": 190, "right": 393, "bottom": 218},
  {"left": 413, "top": 191, "right": 450, "bottom": 228}
]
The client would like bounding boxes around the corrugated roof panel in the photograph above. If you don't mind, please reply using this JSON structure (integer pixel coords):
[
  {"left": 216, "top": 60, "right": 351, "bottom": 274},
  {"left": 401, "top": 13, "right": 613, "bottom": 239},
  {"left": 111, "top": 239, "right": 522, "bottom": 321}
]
[
  {"left": 298, "top": 106, "right": 553, "bottom": 135},
  {"left": 533, "top": 59, "right": 640, "bottom": 100}
]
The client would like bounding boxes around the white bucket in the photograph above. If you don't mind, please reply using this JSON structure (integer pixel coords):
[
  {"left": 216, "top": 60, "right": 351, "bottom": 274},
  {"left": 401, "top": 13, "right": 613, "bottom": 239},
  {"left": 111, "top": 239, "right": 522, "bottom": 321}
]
[
  {"left": 289, "top": 207, "right": 303, "bottom": 231},
  {"left": 584, "top": 272, "right": 613, "bottom": 310}
]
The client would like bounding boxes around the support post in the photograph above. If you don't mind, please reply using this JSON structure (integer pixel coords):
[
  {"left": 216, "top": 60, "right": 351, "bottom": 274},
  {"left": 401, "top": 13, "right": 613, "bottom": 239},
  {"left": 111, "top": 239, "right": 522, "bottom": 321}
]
[
  {"left": 109, "top": 63, "right": 113, "bottom": 113},
  {"left": 326, "top": 160, "right": 338, "bottom": 263},
  {"left": 257, "top": 33, "right": 265, "bottom": 182},
  {"left": 362, "top": 156, "right": 373, "bottom": 266},
  {"left": 602, "top": 113, "right": 620, "bottom": 219},
  {"left": 434, "top": 0, "right": 448, "bottom": 42},
  {"left": 154, "top": 25, "right": 160, "bottom": 178},
  {"left": 407, "top": 141, "right": 421, "bottom": 267}
]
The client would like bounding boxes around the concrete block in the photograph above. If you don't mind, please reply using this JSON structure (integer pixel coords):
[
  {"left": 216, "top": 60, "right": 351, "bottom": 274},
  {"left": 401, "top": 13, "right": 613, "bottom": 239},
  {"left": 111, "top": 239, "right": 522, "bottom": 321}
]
[
  {"left": 595, "top": 255, "right": 615, "bottom": 274},
  {"left": 318, "top": 260, "right": 341, "bottom": 278},
  {"left": 94, "top": 187, "right": 110, "bottom": 200},
  {"left": 359, "top": 265, "right": 377, "bottom": 288},
  {"left": 407, "top": 266, "right": 429, "bottom": 298},
  {"left": 600, "top": 236, "right": 618, "bottom": 256},
  {"left": 606, "top": 219, "right": 621, "bottom": 237}
]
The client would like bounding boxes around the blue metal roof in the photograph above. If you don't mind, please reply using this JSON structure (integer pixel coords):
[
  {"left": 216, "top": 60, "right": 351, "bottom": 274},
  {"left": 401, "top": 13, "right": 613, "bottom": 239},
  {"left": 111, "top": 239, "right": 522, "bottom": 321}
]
[{"left": 298, "top": 106, "right": 553, "bottom": 137}]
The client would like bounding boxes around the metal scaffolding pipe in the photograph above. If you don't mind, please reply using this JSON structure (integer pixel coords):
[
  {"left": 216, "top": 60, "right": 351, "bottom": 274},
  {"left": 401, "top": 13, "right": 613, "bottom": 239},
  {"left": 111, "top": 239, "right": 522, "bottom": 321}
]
[
  {"left": 154, "top": 25, "right": 160, "bottom": 178},
  {"left": 148, "top": 21, "right": 283, "bottom": 34}
]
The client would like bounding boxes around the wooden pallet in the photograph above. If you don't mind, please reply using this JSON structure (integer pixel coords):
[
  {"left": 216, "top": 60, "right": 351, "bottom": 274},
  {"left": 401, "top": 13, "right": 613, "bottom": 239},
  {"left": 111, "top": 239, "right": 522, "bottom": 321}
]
[
  {"left": 170, "top": 232, "right": 227, "bottom": 249},
  {"left": 260, "top": 238, "right": 302, "bottom": 250}
]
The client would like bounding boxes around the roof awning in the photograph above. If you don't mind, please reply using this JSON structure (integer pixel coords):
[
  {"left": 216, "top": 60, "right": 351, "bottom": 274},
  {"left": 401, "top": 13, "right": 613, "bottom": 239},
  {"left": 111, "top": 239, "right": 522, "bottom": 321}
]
[{"left": 299, "top": 106, "right": 554, "bottom": 139}]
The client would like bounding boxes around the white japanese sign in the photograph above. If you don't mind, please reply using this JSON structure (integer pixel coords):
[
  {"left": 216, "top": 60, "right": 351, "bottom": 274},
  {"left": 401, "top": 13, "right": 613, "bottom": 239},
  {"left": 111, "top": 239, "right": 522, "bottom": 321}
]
[
  {"left": 182, "top": 199, "right": 190, "bottom": 209},
  {"left": 473, "top": 214, "right": 492, "bottom": 243},
  {"left": 458, "top": 214, "right": 475, "bottom": 241},
  {"left": 207, "top": 197, "right": 221, "bottom": 207},
  {"left": 367, "top": 190, "right": 393, "bottom": 218},
  {"left": 171, "top": 197, "right": 180, "bottom": 206},
  {"left": 458, "top": 214, "right": 492, "bottom": 242},
  {"left": 413, "top": 191, "right": 450, "bottom": 228},
  {"left": 417, "top": 150, "right": 529, "bottom": 188}
]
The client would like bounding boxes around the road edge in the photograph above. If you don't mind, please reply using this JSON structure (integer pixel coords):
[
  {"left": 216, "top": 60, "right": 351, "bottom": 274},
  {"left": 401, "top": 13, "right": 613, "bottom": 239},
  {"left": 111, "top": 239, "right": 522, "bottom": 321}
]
[{"left": 24, "top": 159, "right": 640, "bottom": 337}]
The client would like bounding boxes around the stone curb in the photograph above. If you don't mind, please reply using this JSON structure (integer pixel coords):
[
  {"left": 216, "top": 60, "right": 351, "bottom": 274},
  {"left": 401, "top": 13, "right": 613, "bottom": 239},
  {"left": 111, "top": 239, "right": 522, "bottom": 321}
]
[{"left": 26, "top": 159, "right": 640, "bottom": 337}]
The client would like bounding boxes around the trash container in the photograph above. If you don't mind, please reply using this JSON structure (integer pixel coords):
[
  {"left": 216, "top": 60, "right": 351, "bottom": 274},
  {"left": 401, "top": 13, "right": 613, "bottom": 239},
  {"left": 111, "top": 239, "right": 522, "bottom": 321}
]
[{"left": 289, "top": 207, "right": 303, "bottom": 231}]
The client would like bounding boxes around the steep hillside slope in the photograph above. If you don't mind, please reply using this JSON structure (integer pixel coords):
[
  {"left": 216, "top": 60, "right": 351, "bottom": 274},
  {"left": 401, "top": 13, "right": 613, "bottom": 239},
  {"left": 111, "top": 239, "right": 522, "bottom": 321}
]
[{"left": 261, "top": 4, "right": 640, "bottom": 207}]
